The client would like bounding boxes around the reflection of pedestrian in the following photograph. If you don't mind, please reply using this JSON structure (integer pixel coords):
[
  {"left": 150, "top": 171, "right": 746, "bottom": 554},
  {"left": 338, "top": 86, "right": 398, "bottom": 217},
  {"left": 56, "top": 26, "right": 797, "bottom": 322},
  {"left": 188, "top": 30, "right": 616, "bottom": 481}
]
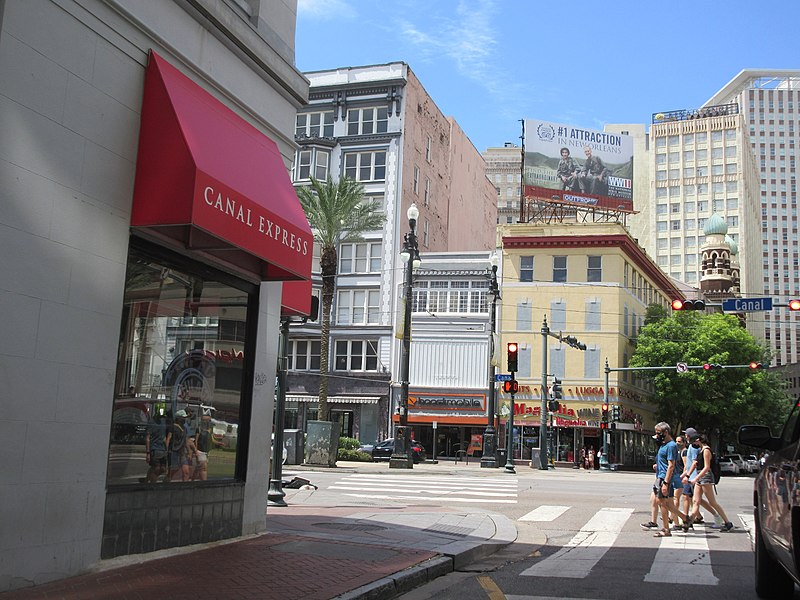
[
  {"left": 169, "top": 410, "right": 192, "bottom": 481},
  {"left": 145, "top": 413, "right": 168, "bottom": 483},
  {"left": 579, "top": 146, "right": 609, "bottom": 195},
  {"left": 557, "top": 147, "right": 579, "bottom": 191},
  {"left": 193, "top": 413, "right": 212, "bottom": 481}
]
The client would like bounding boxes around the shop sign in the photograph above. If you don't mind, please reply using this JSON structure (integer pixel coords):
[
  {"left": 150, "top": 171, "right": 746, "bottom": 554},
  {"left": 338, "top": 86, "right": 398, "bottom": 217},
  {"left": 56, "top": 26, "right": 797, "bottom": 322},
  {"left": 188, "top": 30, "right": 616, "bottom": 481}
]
[{"left": 409, "top": 394, "right": 485, "bottom": 411}]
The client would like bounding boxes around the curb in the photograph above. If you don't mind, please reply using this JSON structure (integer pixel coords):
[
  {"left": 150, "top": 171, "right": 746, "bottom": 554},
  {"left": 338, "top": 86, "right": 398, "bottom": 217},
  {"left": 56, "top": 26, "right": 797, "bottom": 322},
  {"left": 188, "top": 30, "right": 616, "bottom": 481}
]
[{"left": 334, "top": 556, "right": 452, "bottom": 600}]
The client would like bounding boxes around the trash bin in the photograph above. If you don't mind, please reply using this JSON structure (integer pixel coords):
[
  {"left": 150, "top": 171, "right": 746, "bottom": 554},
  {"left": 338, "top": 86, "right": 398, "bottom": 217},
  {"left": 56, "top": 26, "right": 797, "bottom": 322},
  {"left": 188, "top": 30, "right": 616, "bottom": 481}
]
[
  {"left": 497, "top": 448, "right": 508, "bottom": 465},
  {"left": 530, "top": 448, "right": 542, "bottom": 469},
  {"left": 284, "top": 429, "right": 304, "bottom": 465}
]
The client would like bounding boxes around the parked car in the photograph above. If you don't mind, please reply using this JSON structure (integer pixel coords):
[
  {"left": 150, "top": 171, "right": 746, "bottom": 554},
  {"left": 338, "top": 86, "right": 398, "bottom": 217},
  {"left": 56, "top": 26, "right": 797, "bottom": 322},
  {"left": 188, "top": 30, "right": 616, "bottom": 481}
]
[
  {"left": 740, "top": 412, "right": 800, "bottom": 598},
  {"left": 722, "top": 453, "right": 748, "bottom": 473},
  {"left": 718, "top": 456, "right": 740, "bottom": 476},
  {"left": 743, "top": 454, "right": 760, "bottom": 472},
  {"left": 367, "top": 438, "right": 426, "bottom": 463}
]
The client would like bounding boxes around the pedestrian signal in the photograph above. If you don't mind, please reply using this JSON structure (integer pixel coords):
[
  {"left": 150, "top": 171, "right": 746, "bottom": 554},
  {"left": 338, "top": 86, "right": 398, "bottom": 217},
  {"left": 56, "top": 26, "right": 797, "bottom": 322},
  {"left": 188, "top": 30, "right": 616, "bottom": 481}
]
[{"left": 502, "top": 379, "right": 519, "bottom": 394}]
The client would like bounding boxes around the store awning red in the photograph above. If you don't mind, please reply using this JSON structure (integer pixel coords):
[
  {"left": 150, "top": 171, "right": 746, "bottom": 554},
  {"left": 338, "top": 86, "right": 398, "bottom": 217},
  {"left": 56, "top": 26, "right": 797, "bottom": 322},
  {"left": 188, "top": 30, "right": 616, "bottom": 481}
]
[{"left": 131, "top": 51, "right": 312, "bottom": 282}]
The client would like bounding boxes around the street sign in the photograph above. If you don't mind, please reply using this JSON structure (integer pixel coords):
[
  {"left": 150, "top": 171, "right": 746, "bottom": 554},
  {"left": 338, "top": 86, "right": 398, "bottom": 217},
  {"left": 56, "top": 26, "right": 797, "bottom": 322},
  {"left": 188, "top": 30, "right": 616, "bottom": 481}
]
[
  {"left": 495, "top": 374, "right": 513, "bottom": 382},
  {"left": 676, "top": 362, "right": 688, "bottom": 373},
  {"left": 722, "top": 297, "right": 773, "bottom": 312}
]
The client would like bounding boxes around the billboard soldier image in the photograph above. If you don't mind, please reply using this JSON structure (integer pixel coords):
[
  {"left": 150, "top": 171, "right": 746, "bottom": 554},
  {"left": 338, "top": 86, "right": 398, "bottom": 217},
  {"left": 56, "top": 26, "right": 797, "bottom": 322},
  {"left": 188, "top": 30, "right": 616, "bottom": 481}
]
[
  {"left": 557, "top": 147, "right": 580, "bottom": 191},
  {"left": 579, "top": 145, "right": 610, "bottom": 195}
]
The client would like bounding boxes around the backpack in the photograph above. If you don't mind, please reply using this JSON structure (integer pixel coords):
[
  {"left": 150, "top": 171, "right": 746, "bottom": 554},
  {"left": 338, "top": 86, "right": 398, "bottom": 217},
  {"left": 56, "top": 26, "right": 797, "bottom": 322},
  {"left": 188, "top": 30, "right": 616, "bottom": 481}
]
[{"left": 710, "top": 451, "right": 721, "bottom": 484}]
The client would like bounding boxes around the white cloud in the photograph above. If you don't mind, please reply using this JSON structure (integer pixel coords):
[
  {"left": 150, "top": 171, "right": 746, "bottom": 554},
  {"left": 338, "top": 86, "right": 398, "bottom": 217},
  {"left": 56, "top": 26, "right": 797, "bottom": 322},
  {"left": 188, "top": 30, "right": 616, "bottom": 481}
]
[{"left": 298, "top": 0, "right": 356, "bottom": 20}]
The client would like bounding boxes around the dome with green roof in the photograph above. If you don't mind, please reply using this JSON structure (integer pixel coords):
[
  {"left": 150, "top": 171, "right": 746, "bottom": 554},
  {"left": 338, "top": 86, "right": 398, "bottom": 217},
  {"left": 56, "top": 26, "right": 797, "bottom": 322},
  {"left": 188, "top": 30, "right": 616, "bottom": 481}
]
[
  {"left": 724, "top": 234, "right": 738, "bottom": 256},
  {"left": 704, "top": 213, "right": 728, "bottom": 236}
]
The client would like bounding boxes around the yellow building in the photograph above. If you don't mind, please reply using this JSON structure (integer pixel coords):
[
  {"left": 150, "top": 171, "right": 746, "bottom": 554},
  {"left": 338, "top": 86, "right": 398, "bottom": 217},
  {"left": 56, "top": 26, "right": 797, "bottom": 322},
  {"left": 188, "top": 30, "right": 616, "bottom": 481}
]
[{"left": 497, "top": 221, "right": 683, "bottom": 467}]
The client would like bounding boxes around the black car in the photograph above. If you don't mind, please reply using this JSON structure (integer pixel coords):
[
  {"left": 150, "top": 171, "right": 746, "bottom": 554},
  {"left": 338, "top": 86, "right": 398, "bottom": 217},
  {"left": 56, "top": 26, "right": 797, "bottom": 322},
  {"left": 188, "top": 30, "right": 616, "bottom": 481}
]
[
  {"left": 739, "top": 404, "right": 800, "bottom": 598},
  {"left": 367, "top": 438, "right": 426, "bottom": 463}
]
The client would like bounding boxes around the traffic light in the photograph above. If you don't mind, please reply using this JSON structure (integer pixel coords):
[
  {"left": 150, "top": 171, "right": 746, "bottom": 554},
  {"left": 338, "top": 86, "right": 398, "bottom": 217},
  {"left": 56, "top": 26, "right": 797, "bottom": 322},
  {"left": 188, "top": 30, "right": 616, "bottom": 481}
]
[
  {"left": 611, "top": 405, "right": 620, "bottom": 421},
  {"left": 502, "top": 379, "right": 519, "bottom": 394},
  {"left": 703, "top": 363, "right": 723, "bottom": 371},
  {"left": 600, "top": 422, "right": 609, "bottom": 430},
  {"left": 601, "top": 402, "right": 609, "bottom": 421},
  {"left": 789, "top": 299, "right": 800, "bottom": 311},
  {"left": 671, "top": 299, "right": 706, "bottom": 311},
  {"left": 749, "top": 362, "right": 764, "bottom": 370},
  {"left": 548, "top": 400, "right": 560, "bottom": 412},
  {"left": 507, "top": 342, "right": 518, "bottom": 372},
  {"left": 552, "top": 377, "right": 563, "bottom": 400}
]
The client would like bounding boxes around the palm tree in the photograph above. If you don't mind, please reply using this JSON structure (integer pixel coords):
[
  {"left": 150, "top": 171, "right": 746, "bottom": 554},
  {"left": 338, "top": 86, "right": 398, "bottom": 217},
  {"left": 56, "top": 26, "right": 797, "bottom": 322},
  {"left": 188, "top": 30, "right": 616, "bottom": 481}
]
[{"left": 296, "top": 176, "right": 385, "bottom": 422}]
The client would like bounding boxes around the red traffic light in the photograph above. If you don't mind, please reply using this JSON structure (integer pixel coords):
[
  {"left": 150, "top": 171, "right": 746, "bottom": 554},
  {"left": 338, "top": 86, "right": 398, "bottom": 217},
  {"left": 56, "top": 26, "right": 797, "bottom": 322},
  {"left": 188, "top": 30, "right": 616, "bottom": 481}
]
[
  {"left": 672, "top": 298, "right": 706, "bottom": 311},
  {"left": 601, "top": 403, "right": 609, "bottom": 412},
  {"left": 703, "top": 363, "right": 722, "bottom": 371},
  {"left": 789, "top": 299, "right": 800, "bottom": 311},
  {"left": 749, "top": 362, "right": 764, "bottom": 369},
  {"left": 507, "top": 342, "right": 519, "bottom": 372}
]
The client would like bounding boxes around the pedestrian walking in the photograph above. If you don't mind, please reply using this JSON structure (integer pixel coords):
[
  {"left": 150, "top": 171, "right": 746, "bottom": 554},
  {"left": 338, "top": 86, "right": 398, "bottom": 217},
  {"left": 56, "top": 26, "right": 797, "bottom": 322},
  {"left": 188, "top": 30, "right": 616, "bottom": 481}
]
[
  {"left": 680, "top": 427, "right": 719, "bottom": 526},
  {"left": 687, "top": 431, "right": 734, "bottom": 532},
  {"left": 652, "top": 422, "right": 692, "bottom": 537}
]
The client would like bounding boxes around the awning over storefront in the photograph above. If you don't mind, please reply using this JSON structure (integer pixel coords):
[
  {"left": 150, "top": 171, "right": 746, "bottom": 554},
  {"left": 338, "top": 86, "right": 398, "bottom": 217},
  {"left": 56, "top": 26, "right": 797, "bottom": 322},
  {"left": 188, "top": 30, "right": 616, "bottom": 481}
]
[
  {"left": 132, "top": 51, "right": 312, "bottom": 282},
  {"left": 286, "top": 395, "right": 380, "bottom": 405}
]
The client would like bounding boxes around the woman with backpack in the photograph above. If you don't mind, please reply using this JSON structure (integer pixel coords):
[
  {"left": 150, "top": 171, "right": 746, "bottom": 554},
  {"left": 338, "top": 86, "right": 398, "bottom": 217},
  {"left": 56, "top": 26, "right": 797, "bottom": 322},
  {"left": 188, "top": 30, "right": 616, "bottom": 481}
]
[{"left": 687, "top": 431, "right": 734, "bottom": 532}]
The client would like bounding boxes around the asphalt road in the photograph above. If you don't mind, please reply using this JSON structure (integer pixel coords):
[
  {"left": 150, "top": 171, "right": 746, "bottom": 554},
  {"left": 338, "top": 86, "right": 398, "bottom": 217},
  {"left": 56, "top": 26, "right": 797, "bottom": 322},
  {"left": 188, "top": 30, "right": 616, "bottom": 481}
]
[{"left": 289, "top": 462, "right": 774, "bottom": 600}]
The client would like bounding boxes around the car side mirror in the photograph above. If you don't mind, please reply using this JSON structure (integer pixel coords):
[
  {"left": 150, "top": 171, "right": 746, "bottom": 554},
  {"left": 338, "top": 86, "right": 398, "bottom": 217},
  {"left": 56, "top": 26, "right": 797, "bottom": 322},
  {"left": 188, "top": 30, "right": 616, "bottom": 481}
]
[{"left": 738, "top": 424, "right": 779, "bottom": 451}]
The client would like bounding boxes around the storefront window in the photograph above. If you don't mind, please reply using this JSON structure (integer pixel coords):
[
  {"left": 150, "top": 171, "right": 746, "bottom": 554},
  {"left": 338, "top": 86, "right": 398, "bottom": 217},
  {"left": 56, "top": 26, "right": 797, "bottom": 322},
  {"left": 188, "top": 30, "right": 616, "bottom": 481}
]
[{"left": 107, "top": 243, "right": 254, "bottom": 486}]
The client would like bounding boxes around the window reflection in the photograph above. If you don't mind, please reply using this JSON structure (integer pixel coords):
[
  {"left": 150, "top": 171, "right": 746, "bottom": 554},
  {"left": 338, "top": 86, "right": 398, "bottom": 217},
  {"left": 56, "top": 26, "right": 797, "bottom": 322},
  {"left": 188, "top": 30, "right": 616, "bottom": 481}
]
[{"left": 107, "top": 247, "right": 250, "bottom": 485}]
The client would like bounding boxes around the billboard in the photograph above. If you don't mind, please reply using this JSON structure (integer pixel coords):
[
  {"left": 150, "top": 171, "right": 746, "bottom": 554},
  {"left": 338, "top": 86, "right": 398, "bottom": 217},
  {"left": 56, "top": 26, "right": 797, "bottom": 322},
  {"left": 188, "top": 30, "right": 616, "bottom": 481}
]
[{"left": 523, "top": 119, "right": 634, "bottom": 212}]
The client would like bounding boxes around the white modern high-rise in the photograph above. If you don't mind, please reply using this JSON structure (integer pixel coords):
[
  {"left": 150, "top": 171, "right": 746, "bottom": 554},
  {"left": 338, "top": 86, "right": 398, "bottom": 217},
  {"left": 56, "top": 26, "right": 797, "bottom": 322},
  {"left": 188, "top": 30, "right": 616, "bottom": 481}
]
[
  {"left": 704, "top": 70, "right": 800, "bottom": 366},
  {"left": 627, "top": 102, "right": 764, "bottom": 347}
]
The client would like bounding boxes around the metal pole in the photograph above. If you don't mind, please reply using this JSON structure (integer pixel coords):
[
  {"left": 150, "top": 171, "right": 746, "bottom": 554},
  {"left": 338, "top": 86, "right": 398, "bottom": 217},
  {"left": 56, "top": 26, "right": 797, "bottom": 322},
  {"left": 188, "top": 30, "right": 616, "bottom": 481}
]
[
  {"left": 391, "top": 208, "right": 418, "bottom": 469},
  {"left": 504, "top": 389, "right": 515, "bottom": 473},
  {"left": 602, "top": 359, "right": 609, "bottom": 469},
  {"left": 539, "top": 317, "right": 549, "bottom": 470},
  {"left": 268, "top": 318, "right": 290, "bottom": 506},
  {"left": 481, "top": 261, "right": 500, "bottom": 468}
]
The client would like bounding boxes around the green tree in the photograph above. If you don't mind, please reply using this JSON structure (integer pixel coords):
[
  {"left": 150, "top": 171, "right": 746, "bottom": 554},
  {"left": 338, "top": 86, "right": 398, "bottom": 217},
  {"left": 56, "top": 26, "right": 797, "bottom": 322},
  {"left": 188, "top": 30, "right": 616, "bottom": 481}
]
[
  {"left": 296, "top": 177, "right": 385, "bottom": 421},
  {"left": 630, "top": 311, "right": 789, "bottom": 441}
]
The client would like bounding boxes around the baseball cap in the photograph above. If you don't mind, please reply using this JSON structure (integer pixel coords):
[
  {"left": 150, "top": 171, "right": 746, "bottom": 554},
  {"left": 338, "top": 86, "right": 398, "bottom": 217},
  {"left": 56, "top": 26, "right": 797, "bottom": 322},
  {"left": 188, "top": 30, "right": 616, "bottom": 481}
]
[
  {"left": 176, "top": 409, "right": 188, "bottom": 417},
  {"left": 683, "top": 427, "right": 699, "bottom": 440}
]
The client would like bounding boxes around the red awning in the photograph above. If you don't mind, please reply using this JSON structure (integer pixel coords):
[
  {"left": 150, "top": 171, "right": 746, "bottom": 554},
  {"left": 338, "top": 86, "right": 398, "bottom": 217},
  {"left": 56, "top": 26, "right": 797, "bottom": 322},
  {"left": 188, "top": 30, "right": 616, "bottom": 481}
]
[{"left": 131, "top": 51, "right": 312, "bottom": 282}]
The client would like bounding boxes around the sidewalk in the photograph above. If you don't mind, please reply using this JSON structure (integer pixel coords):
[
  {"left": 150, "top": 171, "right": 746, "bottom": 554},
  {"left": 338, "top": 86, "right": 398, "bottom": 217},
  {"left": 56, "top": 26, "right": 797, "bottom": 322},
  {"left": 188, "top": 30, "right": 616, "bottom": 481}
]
[{"left": 1, "top": 461, "right": 517, "bottom": 600}]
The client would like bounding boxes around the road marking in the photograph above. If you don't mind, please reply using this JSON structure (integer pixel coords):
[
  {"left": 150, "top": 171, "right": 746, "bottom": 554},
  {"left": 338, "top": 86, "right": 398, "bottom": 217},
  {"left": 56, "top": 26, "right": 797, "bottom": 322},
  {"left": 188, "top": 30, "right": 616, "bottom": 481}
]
[
  {"left": 519, "top": 505, "right": 570, "bottom": 522},
  {"left": 519, "top": 508, "right": 633, "bottom": 578},
  {"left": 330, "top": 485, "right": 517, "bottom": 497},
  {"left": 477, "top": 575, "right": 506, "bottom": 600},
  {"left": 644, "top": 532, "right": 718, "bottom": 585},
  {"left": 340, "top": 493, "right": 517, "bottom": 504}
]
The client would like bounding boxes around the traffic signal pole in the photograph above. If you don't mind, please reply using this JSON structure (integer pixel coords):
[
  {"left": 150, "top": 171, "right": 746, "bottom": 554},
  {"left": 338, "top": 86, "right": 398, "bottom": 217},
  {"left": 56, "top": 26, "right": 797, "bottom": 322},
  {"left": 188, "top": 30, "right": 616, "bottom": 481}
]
[{"left": 539, "top": 319, "right": 549, "bottom": 470}]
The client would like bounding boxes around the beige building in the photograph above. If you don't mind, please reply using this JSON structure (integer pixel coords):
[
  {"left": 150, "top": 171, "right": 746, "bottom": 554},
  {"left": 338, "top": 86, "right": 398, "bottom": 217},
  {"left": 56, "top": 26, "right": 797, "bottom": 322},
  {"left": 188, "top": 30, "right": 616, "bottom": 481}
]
[
  {"left": 483, "top": 143, "right": 522, "bottom": 225},
  {"left": 496, "top": 221, "right": 681, "bottom": 466}
]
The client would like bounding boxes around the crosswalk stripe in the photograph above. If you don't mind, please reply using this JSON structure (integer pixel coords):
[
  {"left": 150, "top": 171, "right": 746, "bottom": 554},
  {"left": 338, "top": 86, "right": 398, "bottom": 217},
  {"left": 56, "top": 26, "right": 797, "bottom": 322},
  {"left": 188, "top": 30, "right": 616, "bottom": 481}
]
[
  {"left": 347, "top": 474, "right": 518, "bottom": 487},
  {"left": 340, "top": 493, "right": 517, "bottom": 504},
  {"left": 519, "top": 505, "right": 570, "bottom": 522},
  {"left": 519, "top": 508, "right": 633, "bottom": 578},
  {"left": 329, "top": 485, "right": 517, "bottom": 497},
  {"left": 644, "top": 532, "right": 718, "bottom": 585}
]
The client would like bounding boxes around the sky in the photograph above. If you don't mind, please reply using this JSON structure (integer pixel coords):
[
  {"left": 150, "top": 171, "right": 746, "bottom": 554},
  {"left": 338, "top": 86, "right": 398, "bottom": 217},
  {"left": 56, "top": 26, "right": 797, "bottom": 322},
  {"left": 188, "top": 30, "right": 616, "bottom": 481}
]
[{"left": 295, "top": 0, "right": 800, "bottom": 152}]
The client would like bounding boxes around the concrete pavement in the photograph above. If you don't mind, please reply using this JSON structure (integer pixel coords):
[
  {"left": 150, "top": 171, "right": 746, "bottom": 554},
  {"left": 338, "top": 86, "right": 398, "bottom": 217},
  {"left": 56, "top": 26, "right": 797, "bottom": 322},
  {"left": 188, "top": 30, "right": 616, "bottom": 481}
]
[{"left": 0, "top": 460, "right": 520, "bottom": 600}]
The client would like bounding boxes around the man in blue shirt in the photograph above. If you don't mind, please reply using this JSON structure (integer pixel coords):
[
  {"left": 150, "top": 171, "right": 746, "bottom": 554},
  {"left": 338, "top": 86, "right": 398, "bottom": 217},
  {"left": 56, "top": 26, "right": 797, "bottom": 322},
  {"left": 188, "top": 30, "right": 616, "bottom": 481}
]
[{"left": 653, "top": 422, "right": 692, "bottom": 537}]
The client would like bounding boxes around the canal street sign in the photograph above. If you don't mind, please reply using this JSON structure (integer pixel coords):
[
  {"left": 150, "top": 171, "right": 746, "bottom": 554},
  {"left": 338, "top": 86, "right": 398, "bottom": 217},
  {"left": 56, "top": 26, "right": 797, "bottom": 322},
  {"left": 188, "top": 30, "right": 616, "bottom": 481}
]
[
  {"left": 495, "top": 374, "right": 513, "bottom": 382},
  {"left": 721, "top": 297, "right": 773, "bottom": 312}
]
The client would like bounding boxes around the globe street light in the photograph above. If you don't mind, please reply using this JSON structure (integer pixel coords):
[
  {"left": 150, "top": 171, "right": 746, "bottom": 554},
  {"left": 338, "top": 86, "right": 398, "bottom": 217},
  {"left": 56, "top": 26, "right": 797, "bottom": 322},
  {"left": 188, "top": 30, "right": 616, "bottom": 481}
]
[
  {"left": 390, "top": 203, "right": 420, "bottom": 469},
  {"left": 481, "top": 252, "right": 501, "bottom": 468}
]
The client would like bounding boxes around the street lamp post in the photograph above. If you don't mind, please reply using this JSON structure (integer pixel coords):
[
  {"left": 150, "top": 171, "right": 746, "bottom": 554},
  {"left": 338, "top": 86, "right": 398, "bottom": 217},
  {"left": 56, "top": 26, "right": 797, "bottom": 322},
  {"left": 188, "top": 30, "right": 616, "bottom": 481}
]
[
  {"left": 267, "top": 317, "right": 290, "bottom": 506},
  {"left": 390, "top": 203, "right": 420, "bottom": 469},
  {"left": 481, "top": 253, "right": 501, "bottom": 469}
]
